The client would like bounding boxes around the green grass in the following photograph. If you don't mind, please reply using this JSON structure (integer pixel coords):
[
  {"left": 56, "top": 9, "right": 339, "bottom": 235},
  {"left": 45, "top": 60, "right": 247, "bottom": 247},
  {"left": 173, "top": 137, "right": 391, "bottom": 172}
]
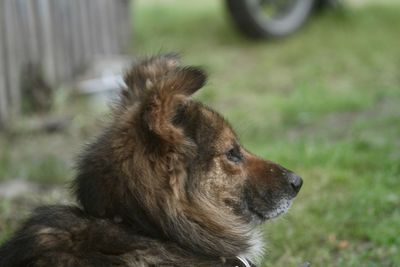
[
  {"left": 133, "top": 1, "right": 400, "bottom": 266},
  {"left": 1, "top": 1, "right": 400, "bottom": 266}
]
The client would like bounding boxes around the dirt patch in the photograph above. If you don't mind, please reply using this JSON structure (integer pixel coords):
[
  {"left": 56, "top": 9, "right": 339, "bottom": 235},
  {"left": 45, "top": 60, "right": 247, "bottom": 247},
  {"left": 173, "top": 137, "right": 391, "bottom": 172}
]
[{"left": 287, "top": 98, "right": 400, "bottom": 142}]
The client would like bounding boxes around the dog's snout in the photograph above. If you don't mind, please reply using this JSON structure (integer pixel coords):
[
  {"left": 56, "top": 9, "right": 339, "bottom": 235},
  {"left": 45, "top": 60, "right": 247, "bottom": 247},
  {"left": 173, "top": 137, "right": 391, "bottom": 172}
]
[{"left": 288, "top": 172, "right": 303, "bottom": 194}]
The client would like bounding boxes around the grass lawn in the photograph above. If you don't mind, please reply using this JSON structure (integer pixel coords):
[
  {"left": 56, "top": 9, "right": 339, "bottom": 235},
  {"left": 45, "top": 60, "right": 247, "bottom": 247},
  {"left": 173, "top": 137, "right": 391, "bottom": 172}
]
[{"left": 1, "top": 0, "right": 400, "bottom": 266}]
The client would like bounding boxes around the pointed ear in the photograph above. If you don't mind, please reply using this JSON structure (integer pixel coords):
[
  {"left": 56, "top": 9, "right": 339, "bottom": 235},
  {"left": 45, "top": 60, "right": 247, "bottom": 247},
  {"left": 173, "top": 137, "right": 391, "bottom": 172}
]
[
  {"left": 164, "top": 66, "right": 207, "bottom": 96},
  {"left": 121, "top": 54, "right": 181, "bottom": 106},
  {"left": 141, "top": 66, "right": 207, "bottom": 148}
]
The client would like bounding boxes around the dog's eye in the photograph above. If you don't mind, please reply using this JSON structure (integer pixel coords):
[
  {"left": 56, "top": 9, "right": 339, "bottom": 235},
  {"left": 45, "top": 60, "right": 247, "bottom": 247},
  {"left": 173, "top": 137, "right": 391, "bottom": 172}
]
[{"left": 226, "top": 147, "right": 243, "bottom": 164}]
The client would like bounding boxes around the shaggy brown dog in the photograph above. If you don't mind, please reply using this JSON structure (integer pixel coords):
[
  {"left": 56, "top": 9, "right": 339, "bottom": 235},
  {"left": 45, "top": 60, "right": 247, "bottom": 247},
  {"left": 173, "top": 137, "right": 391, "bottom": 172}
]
[{"left": 0, "top": 55, "right": 302, "bottom": 267}]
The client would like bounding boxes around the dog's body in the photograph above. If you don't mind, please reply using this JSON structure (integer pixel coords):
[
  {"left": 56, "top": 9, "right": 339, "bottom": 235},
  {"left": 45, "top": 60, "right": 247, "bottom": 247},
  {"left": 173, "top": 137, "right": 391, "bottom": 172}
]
[
  {"left": 0, "top": 206, "right": 242, "bottom": 266},
  {"left": 0, "top": 55, "right": 302, "bottom": 267}
]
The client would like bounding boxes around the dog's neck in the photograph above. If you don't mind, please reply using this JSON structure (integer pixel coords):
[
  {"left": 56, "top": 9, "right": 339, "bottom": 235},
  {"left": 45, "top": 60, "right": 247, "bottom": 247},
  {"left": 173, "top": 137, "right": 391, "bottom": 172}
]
[
  {"left": 163, "top": 199, "right": 264, "bottom": 260},
  {"left": 117, "top": 191, "right": 264, "bottom": 263}
]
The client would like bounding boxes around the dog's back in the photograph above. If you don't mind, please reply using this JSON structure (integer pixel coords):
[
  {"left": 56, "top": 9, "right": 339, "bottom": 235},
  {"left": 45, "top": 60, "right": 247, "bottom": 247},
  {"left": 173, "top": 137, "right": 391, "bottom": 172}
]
[
  {"left": 1, "top": 206, "right": 97, "bottom": 266},
  {"left": 0, "top": 206, "right": 229, "bottom": 267},
  {"left": 0, "top": 206, "right": 137, "bottom": 267}
]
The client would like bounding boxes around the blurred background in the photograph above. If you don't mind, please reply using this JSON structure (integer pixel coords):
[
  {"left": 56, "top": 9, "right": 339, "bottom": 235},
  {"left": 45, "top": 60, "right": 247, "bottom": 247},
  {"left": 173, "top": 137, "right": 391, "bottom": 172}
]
[{"left": 0, "top": 0, "right": 399, "bottom": 266}]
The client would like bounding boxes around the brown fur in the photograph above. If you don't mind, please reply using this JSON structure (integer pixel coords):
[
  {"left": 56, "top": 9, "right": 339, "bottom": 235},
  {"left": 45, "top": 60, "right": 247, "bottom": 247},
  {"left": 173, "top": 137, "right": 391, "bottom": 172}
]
[{"left": 0, "top": 55, "right": 302, "bottom": 266}]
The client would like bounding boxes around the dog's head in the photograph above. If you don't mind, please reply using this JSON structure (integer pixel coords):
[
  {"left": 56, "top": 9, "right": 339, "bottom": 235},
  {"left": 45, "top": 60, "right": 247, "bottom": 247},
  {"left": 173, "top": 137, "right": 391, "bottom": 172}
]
[{"left": 74, "top": 55, "right": 302, "bottom": 259}]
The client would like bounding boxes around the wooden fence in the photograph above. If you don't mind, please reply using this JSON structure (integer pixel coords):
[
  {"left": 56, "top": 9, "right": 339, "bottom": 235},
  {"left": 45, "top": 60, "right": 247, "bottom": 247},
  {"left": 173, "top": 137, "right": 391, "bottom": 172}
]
[{"left": 0, "top": 0, "right": 132, "bottom": 129}]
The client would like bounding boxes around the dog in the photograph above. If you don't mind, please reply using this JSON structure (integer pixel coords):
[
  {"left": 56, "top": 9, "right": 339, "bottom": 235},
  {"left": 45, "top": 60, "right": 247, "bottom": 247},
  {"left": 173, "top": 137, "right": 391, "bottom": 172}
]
[{"left": 0, "top": 55, "right": 303, "bottom": 266}]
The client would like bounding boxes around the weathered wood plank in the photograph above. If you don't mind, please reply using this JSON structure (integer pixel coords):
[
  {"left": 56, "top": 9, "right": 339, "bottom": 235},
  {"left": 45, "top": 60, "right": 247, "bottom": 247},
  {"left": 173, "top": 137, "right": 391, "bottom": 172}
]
[
  {"left": 106, "top": 0, "right": 119, "bottom": 54},
  {"left": 99, "top": 0, "right": 111, "bottom": 54},
  {"left": 58, "top": 0, "right": 73, "bottom": 79},
  {"left": 116, "top": 0, "right": 132, "bottom": 51},
  {"left": 86, "top": 0, "right": 99, "bottom": 55},
  {"left": 22, "top": 0, "right": 41, "bottom": 64},
  {"left": 0, "top": 0, "right": 9, "bottom": 128},
  {"left": 51, "top": 0, "right": 67, "bottom": 82},
  {"left": 36, "top": 0, "right": 57, "bottom": 86},
  {"left": 70, "top": 0, "right": 84, "bottom": 73},
  {"left": 76, "top": 0, "right": 91, "bottom": 69},
  {"left": 4, "top": 0, "right": 22, "bottom": 116}
]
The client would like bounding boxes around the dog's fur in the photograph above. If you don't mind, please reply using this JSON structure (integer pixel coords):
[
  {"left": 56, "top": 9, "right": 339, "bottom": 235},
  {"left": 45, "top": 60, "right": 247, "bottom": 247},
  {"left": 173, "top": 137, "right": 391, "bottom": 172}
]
[{"left": 0, "top": 55, "right": 302, "bottom": 267}]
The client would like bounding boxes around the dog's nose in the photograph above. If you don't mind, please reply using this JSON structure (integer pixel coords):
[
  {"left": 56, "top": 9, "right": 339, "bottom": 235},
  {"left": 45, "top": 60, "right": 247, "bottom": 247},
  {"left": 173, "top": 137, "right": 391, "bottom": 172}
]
[{"left": 288, "top": 172, "right": 303, "bottom": 194}]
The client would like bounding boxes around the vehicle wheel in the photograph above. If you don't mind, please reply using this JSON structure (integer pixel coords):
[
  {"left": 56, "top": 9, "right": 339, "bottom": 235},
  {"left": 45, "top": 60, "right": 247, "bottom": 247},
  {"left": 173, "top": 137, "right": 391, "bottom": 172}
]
[{"left": 226, "top": 0, "right": 316, "bottom": 38}]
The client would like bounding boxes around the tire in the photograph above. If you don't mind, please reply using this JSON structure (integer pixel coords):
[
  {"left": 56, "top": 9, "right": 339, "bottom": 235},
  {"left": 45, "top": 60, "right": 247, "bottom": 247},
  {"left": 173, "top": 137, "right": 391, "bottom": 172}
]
[
  {"left": 226, "top": 0, "right": 316, "bottom": 39},
  {"left": 315, "top": 0, "right": 340, "bottom": 10}
]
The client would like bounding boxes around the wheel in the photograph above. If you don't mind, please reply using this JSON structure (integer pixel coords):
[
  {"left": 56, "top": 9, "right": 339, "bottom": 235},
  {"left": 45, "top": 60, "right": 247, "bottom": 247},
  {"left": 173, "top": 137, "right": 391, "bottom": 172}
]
[
  {"left": 226, "top": 0, "right": 316, "bottom": 38},
  {"left": 315, "top": 0, "right": 340, "bottom": 10}
]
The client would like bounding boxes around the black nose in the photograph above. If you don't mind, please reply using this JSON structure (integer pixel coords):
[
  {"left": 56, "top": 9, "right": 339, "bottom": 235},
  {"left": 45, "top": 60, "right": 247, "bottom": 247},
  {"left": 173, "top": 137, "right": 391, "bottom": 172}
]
[{"left": 288, "top": 172, "right": 303, "bottom": 194}]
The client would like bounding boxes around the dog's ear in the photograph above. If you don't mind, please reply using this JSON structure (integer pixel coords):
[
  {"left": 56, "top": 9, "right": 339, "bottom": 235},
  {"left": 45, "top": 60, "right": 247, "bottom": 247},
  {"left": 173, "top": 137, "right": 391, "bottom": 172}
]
[
  {"left": 121, "top": 54, "right": 181, "bottom": 106},
  {"left": 141, "top": 65, "right": 207, "bottom": 148}
]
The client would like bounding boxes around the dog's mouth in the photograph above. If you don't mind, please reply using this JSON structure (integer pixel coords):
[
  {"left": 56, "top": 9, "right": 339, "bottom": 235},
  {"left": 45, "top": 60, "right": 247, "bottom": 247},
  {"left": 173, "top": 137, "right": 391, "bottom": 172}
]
[
  {"left": 248, "top": 205, "right": 268, "bottom": 221},
  {"left": 246, "top": 195, "right": 293, "bottom": 223}
]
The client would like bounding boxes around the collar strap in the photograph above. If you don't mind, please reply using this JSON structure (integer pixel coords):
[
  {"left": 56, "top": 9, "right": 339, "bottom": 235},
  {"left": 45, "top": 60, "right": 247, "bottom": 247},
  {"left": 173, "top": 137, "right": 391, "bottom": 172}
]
[
  {"left": 236, "top": 256, "right": 252, "bottom": 267},
  {"left": 227, "top": 256, "right": 255, "bottom": 267}
]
